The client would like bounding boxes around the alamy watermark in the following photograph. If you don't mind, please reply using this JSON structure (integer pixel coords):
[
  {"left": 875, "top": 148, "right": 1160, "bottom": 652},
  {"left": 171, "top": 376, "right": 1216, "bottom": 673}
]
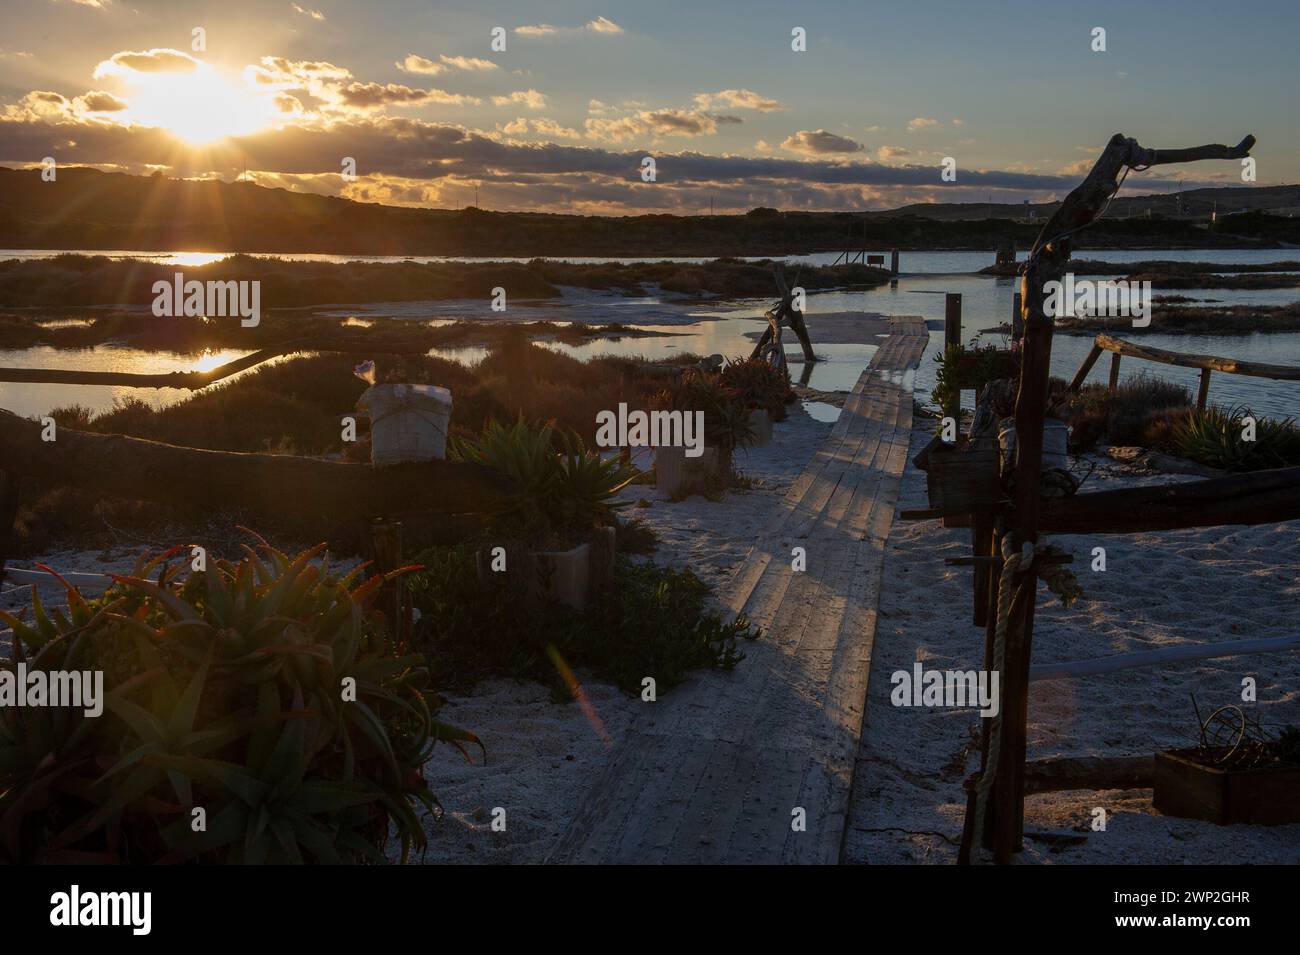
[
  {"left": 1043, "top": 272, "right": 1151, "bottom": 328},
  {"left": 152, "top": 272, "right": 261, "bottom": 327},
  {"left": 595, "top": 403, "right": 705, "bottom": 458},
  {"left": 50, "top": 885, "right": 151, "bottom": 935},
  {"left": 890, "top": 662, "right": 999, "bottom": 718},
  {"left": 0, "top": 664, "right": 103, "bottom": 717}
]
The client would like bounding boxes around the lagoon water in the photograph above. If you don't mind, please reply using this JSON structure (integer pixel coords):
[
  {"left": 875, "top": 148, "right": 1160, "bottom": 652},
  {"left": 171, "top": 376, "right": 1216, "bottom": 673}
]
[{"left": 1, "top": 249, "right": 1297, "bottom": 420}]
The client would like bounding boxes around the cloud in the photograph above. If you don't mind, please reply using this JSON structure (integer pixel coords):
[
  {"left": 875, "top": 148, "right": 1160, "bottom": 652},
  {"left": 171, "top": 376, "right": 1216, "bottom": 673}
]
[
  {"left": 340, "top": 82, "right": 480, "bottom": 109},
  {"left": 585, "top": 108, "right": 740, "bottom": 143},
  {"left": 500, "top": 116, "right": 581, "bottom": 139},
  {"left": 0, "top": 109, "right": 1104, "bottom": 216},
  {"left": 491, "top": 89, "right": 547, "bottom": 109},
  {"left": 439, "top": 55, "right": 498, "bottom": 71},
  {"left": 3, "top": 90, "right": 72, "bottom": 121},
  {"left": 585, "top": 16, "right": 624, "bottom": 33},
  {"left": 75, "top": 90, "right": 128, "bottom": 112},
  {"left": 692, "top": 89, "right": 784, "bottom": 112},
  {"left": 781, "top": 129, "right": 864, "bottom": 155},
  {"left": 515, "top": 18, "right": 624, "bottom": 36},
  {"left": 397, "top": 54, "right": 443, "bottom": 76},
  {"left": 247, "top": 57, "right": 352, "bottom": 88},
  {"left": 53, "top": 0, "right": 110, "bottom": 8},
  {"left": 290, "top": 2, "right": 325, "bottom": 20},
  {"left": 877, "top": 145, "right": 910, "bottom": 162},
  {"left": 93, "top": 49, "right": 201, "bottom": 78},
  {"left": 906, "top": 117, "right": 939, "bottom": 131}
]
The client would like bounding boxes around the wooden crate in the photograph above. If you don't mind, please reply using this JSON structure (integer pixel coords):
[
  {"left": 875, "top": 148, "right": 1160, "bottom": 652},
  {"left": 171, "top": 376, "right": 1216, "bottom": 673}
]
[
  {"left": 1153, "top": 749, "right": 1300, "bottom": 826},
  {"left": 925, "top": 446, "right": 1001, "bottom": 515}
]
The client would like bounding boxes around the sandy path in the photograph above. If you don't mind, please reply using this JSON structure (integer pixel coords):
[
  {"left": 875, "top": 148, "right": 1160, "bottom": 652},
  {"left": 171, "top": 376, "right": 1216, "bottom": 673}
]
[{"left": 405, "top": 403, "right": 838, "bottom": 863}]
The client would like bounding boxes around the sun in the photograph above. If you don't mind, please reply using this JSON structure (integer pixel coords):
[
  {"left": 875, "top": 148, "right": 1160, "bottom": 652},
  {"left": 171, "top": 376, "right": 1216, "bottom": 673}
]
[{"left": 122, "top": 63, "right": 277, "bottom": 145}]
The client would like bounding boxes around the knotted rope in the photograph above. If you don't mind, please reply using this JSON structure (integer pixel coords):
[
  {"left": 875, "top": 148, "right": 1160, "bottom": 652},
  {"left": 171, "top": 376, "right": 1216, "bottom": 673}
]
[{"left": 971, "top": 535, "right": 1035, "bottom": 854}]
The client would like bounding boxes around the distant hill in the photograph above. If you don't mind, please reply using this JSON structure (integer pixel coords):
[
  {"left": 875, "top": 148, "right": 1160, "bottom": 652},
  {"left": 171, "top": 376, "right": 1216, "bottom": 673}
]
[
  {"left": 876, "top": 184, "right": 1300, "bottom": 222},
  {"left": 1, "top": 167, "right": 1297, "bottom": 257}
]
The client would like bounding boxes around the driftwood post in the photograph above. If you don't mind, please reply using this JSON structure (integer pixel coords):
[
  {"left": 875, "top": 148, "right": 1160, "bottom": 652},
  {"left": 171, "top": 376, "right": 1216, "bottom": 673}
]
[
  {"left": 971, "top": 131, "right": 1256, "bottom": 864},
  {"left": 775, "top": 265, "right": 816, "bottom": 364},
  {"left": 751, "top": 264, "right": 816, "bottom": 365},
  {"left": 0, "top": 471, "right": 19, "bottom": 583},
  {"left": 370, "top": 519, "right": 405, "bottom": 642},
  {"left": 942, "top": 293, "right": 963, "bottom": 426}
]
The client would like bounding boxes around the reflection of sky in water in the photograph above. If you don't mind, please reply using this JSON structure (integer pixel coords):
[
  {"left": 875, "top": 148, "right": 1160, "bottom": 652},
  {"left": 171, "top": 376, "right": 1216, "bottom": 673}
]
[
  {"left": 0, "top": 347, "right": 277, "bottom": 419},
  {"left": 3, "top": 250, "right": 1297, "bottom": 421}
]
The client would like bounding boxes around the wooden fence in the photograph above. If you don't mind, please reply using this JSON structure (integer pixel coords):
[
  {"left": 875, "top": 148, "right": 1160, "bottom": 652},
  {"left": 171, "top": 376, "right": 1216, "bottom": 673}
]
[{"left": 1068, "top": 333, "right": 1300, "bottom": 410}]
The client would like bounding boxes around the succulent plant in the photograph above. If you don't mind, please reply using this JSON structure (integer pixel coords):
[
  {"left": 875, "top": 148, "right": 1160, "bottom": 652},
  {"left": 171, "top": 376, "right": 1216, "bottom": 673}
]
[{"left": 0, "top": 537, "right": 477, "bottom": 864}]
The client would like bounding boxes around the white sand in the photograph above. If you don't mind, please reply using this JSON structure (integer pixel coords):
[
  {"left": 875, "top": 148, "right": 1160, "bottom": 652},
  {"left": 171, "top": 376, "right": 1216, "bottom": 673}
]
[
  {"left": 15, "top": 407, "right": 1287, "bottom": 864},
  {"left": 401, "top": 402, "right": 837, "bottom": 863},
  {"left": 843, "top": 423, "right": 1300, "bottom": 864},
  {"left": 615, "top": 402, "right": 836, "bottom": 590}
]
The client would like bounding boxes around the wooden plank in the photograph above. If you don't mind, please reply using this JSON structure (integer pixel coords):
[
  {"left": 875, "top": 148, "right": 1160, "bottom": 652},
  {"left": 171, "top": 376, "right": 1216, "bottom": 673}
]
[
  {"left": 1094, "top": 333, "right": 1300, "bottom": 381},
  {"left": 1068, "top": 342, "right": 1104, "bottom": 391},
  {"left": 546, "top": 316, "right": 925, "bottom": 865},
  {"left": 1029, "top": 633, "right": 1300, "bottom": 682},
  {"left": 1024, "top": 755, "right": 1155, "bottom": 793},
  {"left": 1038, "top": 465, "right": 1300, "bottom": 533},
  {"left": 1107, "top": 351, "right": 1122, "bottom": 392}
]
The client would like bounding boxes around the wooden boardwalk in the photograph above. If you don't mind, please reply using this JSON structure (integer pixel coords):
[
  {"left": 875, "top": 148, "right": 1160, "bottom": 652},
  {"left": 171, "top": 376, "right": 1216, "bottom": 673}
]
[{"left": 547, "top": 317, "right": 929, "bottom": 865}]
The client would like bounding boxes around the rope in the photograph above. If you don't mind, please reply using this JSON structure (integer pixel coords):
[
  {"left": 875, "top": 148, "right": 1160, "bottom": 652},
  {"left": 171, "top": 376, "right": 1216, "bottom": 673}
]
[{"left": 971, "top": 536, "right": 1034, "bottom": 854}]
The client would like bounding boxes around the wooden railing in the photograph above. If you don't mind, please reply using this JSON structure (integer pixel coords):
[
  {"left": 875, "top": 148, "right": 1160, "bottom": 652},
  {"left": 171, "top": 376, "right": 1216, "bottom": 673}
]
[{"left": 1068, "top": 333, "right": 1300, "bottom": 410}]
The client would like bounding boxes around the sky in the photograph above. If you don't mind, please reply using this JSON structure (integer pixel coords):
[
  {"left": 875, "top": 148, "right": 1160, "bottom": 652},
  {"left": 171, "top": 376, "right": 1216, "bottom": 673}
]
[{"left": 0, "top": 0, "right": 1295, "bottom": 214}]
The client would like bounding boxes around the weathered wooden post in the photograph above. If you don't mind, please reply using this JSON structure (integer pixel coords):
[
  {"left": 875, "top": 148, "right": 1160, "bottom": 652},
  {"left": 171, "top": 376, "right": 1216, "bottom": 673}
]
[
  {"left": 890, "top": 250, "right": 900, "bottom": 276},
  {"left": 753, "top": 264, "right": 816, "bottom": 366},
  {"left": 968, "top": 131, "right": 1256, "bottom": 864},
  {"left": 1108, "top": 352, "right": 1122, "bottom": 393},
  {"left": 0, "top": 471, "right": 19, "bottom": 583},
  {"left": 370, "top": 518, "right": 406, "bottom": 642},
  {"left": 941, "top": 293, "right": 963, "bottom": 427},
  {"left": 944, "top": 293, "right": 962, "bottom": 351},
  {"left": 1196, "top": 368, "right": 1212, "bottom": 411}
]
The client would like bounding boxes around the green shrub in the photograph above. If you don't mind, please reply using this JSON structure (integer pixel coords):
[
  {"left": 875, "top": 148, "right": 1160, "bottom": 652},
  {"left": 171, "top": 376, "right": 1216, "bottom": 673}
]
[
  {"left": 1054, "top": 372, "right": 1192, "bottom": 452},
  {"left": 1173, "top": 406, "right": 1300, "bottom": 471},
  {"left": 653, "top": 369, "right": 754, "bottom": 453},
  {"left": 720, "top": 355, "right": 792, "bottom": 421},
  {"left": 450, "top": 416, "right": 636, "bottom": 547},
  {"left": 0, "top": 541, "right": 473, "bottom": 863},
  {"left": 408, "top": 548, "right": 757, "bottom": 696}
]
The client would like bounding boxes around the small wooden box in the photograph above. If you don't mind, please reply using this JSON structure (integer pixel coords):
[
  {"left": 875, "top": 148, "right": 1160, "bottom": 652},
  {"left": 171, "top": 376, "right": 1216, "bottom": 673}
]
[
  {"left": 1153, "top": 749, "right": 1300, "bottom": 826},
  {"left": 925, "top": 446, "right": 1002, "bottom": 515}
]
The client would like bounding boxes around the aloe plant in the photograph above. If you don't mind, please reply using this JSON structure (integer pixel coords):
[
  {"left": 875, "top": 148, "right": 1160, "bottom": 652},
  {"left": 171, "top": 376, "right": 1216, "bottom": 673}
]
[
  {"left": 720, "top": 356, "right": 791, "bottom": 420},
  {"left": 0, "top": 538, "right": 477, "bottom": 864},
  {"left": 451, "top": 415, "right": 636, "bottom": 544},
  {"left": 1173, "top": 405, "right": 1300, "bottom": 471}
]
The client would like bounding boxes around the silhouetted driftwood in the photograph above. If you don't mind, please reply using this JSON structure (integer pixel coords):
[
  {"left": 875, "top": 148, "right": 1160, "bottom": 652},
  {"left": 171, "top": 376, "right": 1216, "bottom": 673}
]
[
  {"left": 0, "top": 409, "right": 512, "bottom": 519},
  {"left": 0, "top": 337, "right": 433, "bottom": 390}
]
